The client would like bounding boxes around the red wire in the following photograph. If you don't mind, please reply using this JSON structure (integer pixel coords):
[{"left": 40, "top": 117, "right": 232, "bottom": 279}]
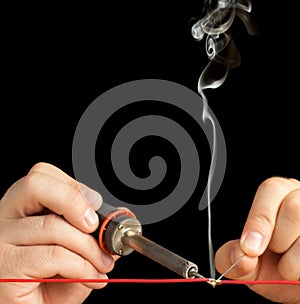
[
  {"left": 221, "top": 279, "right": 300, "bottom": 285},
  {"left": 0, "top": 278, "right": 208, "bottom": 284},
  {"left": 0, "top": 278, "right": 299, "bottom": 285}
]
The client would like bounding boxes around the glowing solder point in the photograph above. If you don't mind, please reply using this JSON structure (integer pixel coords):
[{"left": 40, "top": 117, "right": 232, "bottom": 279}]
[{"left": 207, "top": 278, "right": 222, "bottom": 287}]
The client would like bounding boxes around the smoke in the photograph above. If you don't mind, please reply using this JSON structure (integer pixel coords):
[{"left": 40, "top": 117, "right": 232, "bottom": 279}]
[
  {"left": 191, "top": 0, "right": 256, "bottom": 278},
  {"left": 192, "top": 0, "right": 256, "bottom": 119}
]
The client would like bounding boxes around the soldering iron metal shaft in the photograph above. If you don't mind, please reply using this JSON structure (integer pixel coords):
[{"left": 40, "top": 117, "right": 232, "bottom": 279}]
[
  {"left": 95, "top": 202, "right": 198, "bottom": 279},
  {"left": 122, "top": 230, "right": 198, "bottom": 279}
]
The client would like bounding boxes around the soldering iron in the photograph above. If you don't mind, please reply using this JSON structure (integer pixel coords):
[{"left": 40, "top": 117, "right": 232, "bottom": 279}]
[{"left": 94, "top": 202, "right": 200, "bottom": 279}]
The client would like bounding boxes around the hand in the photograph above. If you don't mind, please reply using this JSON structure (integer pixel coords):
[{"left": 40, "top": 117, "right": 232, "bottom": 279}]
[
  {"left": 215, "top": 177, "right": 300, "bottom": 303},
  {"left": 0, "top": 162, "right": 116, "bottom": 304}
]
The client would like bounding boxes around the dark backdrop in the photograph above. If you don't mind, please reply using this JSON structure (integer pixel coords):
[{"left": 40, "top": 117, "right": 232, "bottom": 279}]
[{"left": 1, "top": 1, "right": 299, "bottom": 303}]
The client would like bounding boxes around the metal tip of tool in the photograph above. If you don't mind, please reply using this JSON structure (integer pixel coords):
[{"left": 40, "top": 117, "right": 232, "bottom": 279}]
[
  {"left": 194, "top": 272, "right": 205, "bottom": 279},
  {"left": 188, "top": 268, "right": 199, "bottom": 278}
]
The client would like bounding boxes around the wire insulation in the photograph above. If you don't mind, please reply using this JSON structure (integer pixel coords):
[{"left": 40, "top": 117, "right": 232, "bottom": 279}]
[{"left": 0, "top": 278, "right": 299, "bottom": 285}]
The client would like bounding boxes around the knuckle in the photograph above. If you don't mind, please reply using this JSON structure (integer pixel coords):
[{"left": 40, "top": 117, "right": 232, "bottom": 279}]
[
  {"left": 23, "top": 171, "right": 43, "bottom": 192},
  {"left": 284, "top": 194, "right": 300, "bottom": 223},
  {"left": 29, "top": 162, "right": 49, "bottom": 173},
  {"left": 49, "top": 245, "right": 65, "bottom": 262},
  {"left": 252, "top": 211, "right": 274, "bottom": 228},
  {"left": 42, "top": 214, "right": 61, "bottom": 233},
  {"left": 258, "top": 176, "right": 289, "bottom": 192},
  {"left": 65, "top": 178, "right": 80, "bottom": 192}
]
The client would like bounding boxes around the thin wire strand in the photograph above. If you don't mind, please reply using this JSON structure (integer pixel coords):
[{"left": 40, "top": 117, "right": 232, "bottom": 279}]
[{"left": 217, "top": 254, "right": 245, "bottom": 281}]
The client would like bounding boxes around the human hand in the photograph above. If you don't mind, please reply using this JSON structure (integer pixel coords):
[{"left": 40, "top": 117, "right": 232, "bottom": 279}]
[
  {"left": 215, "top": 177, "right": 300, "bottom": 303},
  {"left": 0, "top": 162, "right": 116, "bottom": 304}
]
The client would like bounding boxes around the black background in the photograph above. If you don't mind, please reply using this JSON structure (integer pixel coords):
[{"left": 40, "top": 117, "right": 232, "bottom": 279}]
[{"left": 1, "top": 0, "right": 299, "bottom": 303}]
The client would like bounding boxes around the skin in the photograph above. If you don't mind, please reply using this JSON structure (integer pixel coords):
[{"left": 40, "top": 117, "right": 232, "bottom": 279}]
[
  {"left": 215, "top": 177, "right": 300, "bottom": 304},
  {"left": 0, "top": 162, "right": 118, "bottom": 303},
  {"left": 0, "top": 163, "right": 299, "bottom": 303}
]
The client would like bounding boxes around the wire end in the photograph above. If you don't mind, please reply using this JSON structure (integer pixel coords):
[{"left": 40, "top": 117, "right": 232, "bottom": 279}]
[{"left": 207, "top": 278, "right": 222, "bottom": 288}]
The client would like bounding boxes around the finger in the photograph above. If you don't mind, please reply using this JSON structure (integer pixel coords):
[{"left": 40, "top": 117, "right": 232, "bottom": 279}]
[
  {"left": 0, "top": 279, "right": 93, "bottom": 304},
  {"left": 215, "top": 240, "right": 259, "bottom": 280},
  {"left": 216, "top": 240, "right": 300, "bottom": 303},
  {"left": 27, "top": 162, "right": 103, "bottom": 210},
  {"left": 26, "top": 162, "right": 120, "bottom": 263},
  {"left": 27, "top": 162, "right": 74, "bottom": 184},
  {"left": 278, "top": 237, "right": 300, "bottom": 281},
  {"left": 270, "top": 188, "right": 300, "bottom": 253},
  {"left": 1, "top": 214, "right": 114, "bottom": 273},
  {"left": 240, "top": 177, "right": 300, "bottom": 256},
  {"left": 0, "top": 171, "right": 101, "bottom": 233},
  {"left": 1, "top": 245, "right": 108, "bottom": 290},
  {"left": 43, "top": 282, "right": 93, "bottom": 304}
]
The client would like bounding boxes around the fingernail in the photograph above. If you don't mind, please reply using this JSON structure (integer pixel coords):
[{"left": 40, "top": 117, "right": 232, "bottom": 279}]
[
  {"left": 98, "top": 272, "right": 108, "bottom": 279},
  {"left": 102, "top": 254, "right": 114, "bottom": 268},
  {"left": 241, "top": 231, "right": 264, "bottom": 255},
  {"left": 84, "top": 208, "right": 99, "bottom": 227},
  {"left": 79, "top": 183, "right": 103, "bottom": 210}
]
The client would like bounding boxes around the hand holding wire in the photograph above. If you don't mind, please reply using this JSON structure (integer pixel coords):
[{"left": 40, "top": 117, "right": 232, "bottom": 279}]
[{"left": 215, "top": 177, "right": 300, "bottom": 303}]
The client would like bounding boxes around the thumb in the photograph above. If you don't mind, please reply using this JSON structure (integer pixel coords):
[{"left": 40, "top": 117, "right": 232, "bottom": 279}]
[{"left": 215, "top": 239, "right": 259, "bottom": 280}]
